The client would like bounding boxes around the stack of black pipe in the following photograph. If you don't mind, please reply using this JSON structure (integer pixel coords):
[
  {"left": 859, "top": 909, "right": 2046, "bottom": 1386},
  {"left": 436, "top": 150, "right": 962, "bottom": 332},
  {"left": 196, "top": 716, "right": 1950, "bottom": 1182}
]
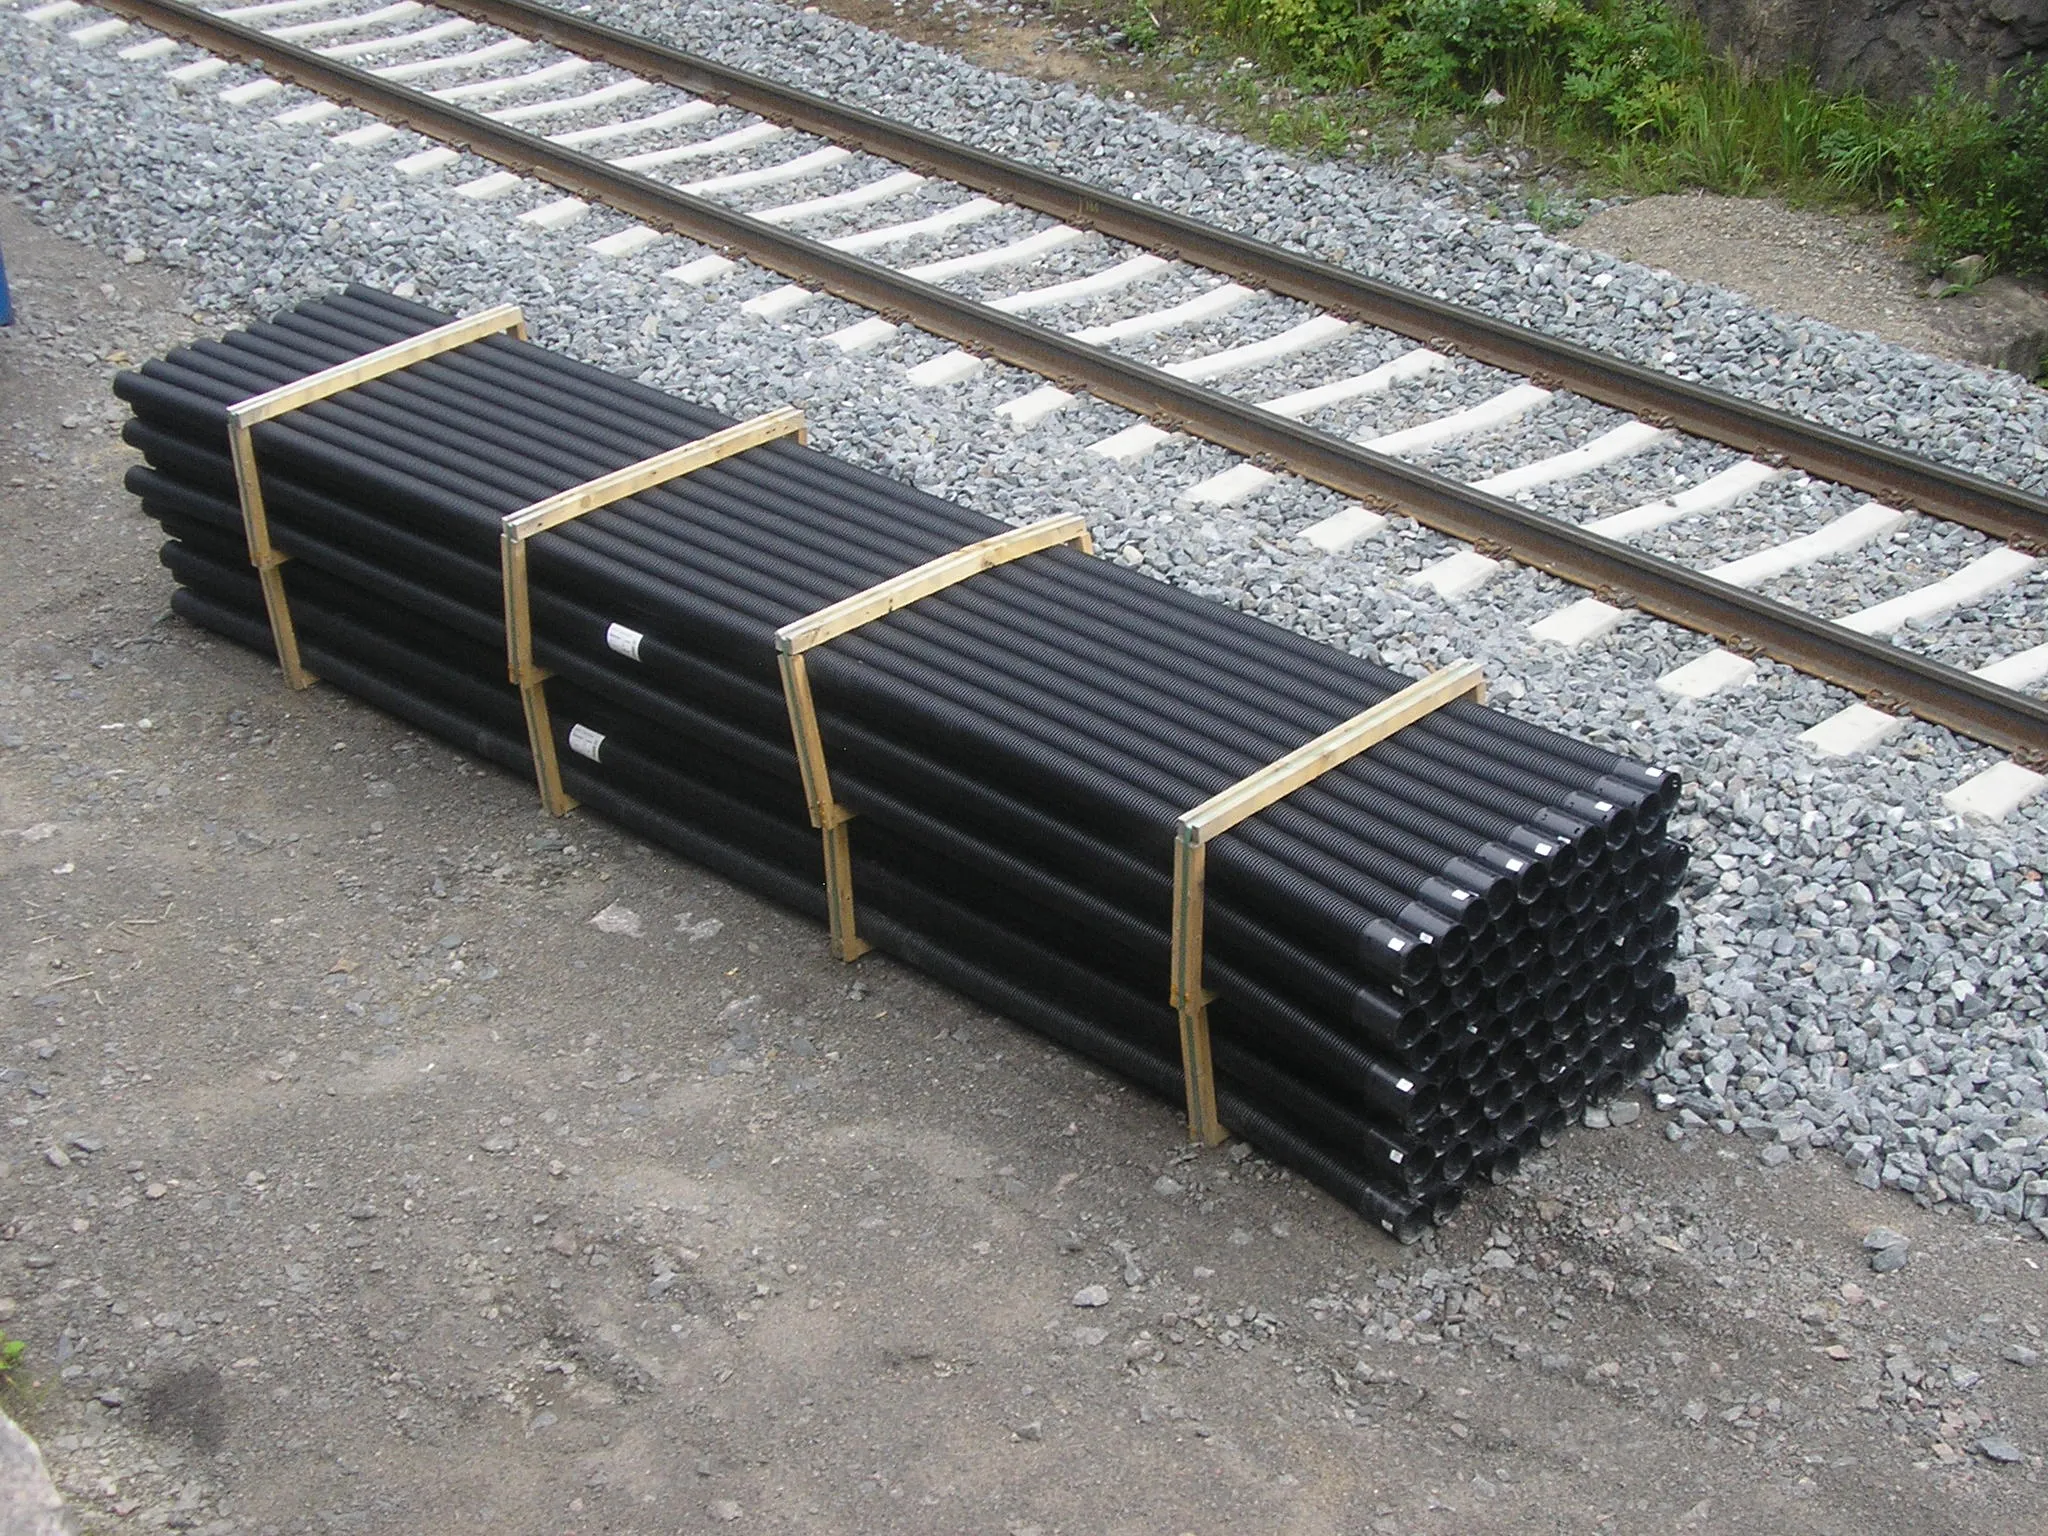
[{"left": 114, "top": 287, "right": 1686, "bottom": 1240}]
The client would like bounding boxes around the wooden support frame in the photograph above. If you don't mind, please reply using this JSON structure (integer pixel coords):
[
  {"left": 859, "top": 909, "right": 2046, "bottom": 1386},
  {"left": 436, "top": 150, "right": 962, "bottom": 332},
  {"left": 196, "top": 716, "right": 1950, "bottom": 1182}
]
[
  {"left": 1169, "top": 660, "right": 1487, "bottom": 1146},
  {"left": 498, "top": 406, "right": 807, "bottom": 814},
  {"left": 226, "top": 304, "right": 530, "bottom": 690},
  {"left": 775, "top": 513, "right": 1094, "bottom": 962}
]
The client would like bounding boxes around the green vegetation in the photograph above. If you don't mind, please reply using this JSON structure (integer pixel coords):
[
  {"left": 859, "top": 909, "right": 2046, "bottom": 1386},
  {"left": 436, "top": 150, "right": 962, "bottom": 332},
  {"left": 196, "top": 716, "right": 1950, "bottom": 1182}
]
[
  {"left": 0, "top": 1330, "right": 25, "bottom": 1404},
  {"left": 1820, "top": 67, "right": 2048, "bottom": 277},
  {"left": 0, "top": 1329, "right": 50, "bottom": 1429},
  {"left": 1121, "top": 0, "right": 1164, "bottom": 51},
  {"left": 1110, "top": 0, "right": 2048, "bottom": 273}
]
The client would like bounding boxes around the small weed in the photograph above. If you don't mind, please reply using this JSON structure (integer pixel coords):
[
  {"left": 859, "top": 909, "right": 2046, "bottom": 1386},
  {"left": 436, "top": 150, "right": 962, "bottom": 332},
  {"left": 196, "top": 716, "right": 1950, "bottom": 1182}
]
[
  {"left": 1265, "top": 96, "right": 1356, "bottom": 153},
  {"left": 1523, "top": 188, "right": 1583, "bottom": 230},
  {"left": 0, "top": 1330, "right": 43, "bottom": 1423},
  {"left": 1821, "top": 66, "right": 2048, "bottom": 273},
  {"left": 1122, "top": 0, "right": 1163, "bottom": 50}
]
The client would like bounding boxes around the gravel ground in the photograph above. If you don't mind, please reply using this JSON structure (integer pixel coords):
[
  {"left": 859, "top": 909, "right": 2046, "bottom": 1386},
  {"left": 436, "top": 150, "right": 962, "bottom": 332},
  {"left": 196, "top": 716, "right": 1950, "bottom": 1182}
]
[
  {"left": 1515, "top": 438, "right": 1743, "bottom": 525},
  {"left": 1914, "top": 572, "right": 2048, "bottom": 683},
  {"left": 3, "top": 0, "right": 2046, "bottom": 1280},
  {"left": 1202, "top": 325, "right": 1424, "bottom": 405},
  {"left": 4, "top": 194, "right": 2047, "bottom": 1536},
  {"left": 1570, "top": 189, "right": 2048, "bottom": 380}
]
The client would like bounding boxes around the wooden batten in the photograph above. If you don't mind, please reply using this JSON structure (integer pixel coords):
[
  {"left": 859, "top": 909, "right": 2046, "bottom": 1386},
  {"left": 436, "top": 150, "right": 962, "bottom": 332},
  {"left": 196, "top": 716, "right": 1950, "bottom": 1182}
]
[
  {"left": 498, "top": 407, "right": 807, "bottom": 815},
  {"left": 1168, "top": 660, "right": 1486, "bottom": 1145},
  {"left": 774, "top": 514, "right": 1094, "bottom": 962},
  {"left": 225, "top": 304, "right": 529, "bottom": 690}
]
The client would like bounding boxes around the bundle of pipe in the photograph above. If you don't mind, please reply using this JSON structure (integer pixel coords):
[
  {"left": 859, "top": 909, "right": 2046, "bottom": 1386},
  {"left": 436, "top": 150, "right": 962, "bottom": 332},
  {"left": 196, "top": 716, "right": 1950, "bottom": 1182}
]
[{"left": 113, "top": 287, "right": 1687, "bottom": 1240}]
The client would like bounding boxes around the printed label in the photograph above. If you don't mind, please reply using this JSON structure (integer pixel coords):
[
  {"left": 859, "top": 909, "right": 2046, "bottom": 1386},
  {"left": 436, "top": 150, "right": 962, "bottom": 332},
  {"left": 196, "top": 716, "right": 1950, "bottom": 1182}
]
[
  {"left": 568, "top": 724, "right": 605, "bottom": 762},
  {"left": 605, "top": 622, "right": 645, "bottom": 661}
]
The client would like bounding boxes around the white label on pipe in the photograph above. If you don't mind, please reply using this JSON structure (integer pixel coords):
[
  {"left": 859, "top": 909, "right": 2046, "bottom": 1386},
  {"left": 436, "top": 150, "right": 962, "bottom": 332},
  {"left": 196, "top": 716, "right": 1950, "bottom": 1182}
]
[
  {"left": 568, "top": 724, "right": 605, "bottom": 762},
  {"left": 605, "top": 622, "right": 645, "bottom": 660}
]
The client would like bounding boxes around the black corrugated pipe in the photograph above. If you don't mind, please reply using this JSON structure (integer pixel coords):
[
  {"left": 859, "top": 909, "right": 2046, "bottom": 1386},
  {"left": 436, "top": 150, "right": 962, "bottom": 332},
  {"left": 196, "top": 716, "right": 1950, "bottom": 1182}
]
[
  {"left": 123, "top": 291, "right": 1686, "bottom": 1239},
  {"left": 128, "top": 325, "right": 1622, "bottom": 901},
  {"left": 325, "top": 286, "right": 1682, "bottom": 818},
  {"left": 168, "top": 566, "right": 1448, "bottom": 1231},
  {"left": 125, "top": 332, "right": 1586, "bottom": 907}
]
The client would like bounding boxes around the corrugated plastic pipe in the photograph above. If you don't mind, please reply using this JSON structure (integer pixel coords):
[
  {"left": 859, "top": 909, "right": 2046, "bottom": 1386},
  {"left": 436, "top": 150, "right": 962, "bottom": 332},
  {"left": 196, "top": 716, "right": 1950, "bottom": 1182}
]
[{"left": 121, "top": 289, "right": 1687, "bottom": 1240}]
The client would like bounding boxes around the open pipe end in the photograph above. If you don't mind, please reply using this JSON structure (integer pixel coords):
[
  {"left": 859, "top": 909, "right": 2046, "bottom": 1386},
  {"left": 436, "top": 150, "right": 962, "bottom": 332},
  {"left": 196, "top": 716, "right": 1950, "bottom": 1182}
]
[
  {"left": 1444, "top": 856, "right": 1520, "bottom": 919},
  {"left": 1534, "top": 807, "right": 1603, "bottom": 857},
  {"left": 1428, "top": 1184, "right": 1464, "bottom": 1227},
  {"left": 1487, "top": 969, "right": 1529, "bottom": 1015},
  {"left": 1507, "top": 823, "right": 1578, "bottom": 873},
  {"left": 1396, "top": 901, "right": 1473, "bottom": 967},
  {"left": 1480, "top": 1071, "right": 1519, "bottom": 1123},
  {"left": 1474, "top": 936, "right": 1521, "bottom": 987},
  {"left": 1389, "top": 1141, "right": 1438, "bottom": 1190},
  {"left": 1474, "top": 840, "right": 1543, "bottom": 888},
  {"left": 1602, "top": 767, "right": 1682, "bottom": 817},
  {"left": 1364, "top": 918, "right": 1440, "bottom": 987},
  {"left": 1384, "top": 1207, "right": 1433, "bottom": 1245},
  {"left": 1434, "top": 1141, "right": 1474, "bottom": 1189}
]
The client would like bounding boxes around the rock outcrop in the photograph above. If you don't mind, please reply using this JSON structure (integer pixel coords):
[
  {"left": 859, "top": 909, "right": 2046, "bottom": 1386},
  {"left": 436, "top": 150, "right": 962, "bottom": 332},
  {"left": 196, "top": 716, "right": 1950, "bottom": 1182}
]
[{"left": 1676, "top": 0, "right": 2046, "bottom": 100}]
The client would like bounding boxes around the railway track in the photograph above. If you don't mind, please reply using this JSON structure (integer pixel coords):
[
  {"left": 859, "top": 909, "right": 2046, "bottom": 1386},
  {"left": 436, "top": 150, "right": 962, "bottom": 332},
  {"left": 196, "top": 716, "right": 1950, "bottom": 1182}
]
[{"left": 18, "top": 0, "right": 2048, "bottom": 819}]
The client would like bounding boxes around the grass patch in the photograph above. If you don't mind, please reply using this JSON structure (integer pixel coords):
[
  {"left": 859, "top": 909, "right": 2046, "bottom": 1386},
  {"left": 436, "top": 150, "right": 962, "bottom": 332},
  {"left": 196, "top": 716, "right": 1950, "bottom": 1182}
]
[
  {"left": 1082, "top": 0, "right": 2047, "bottom": 273},
  {"left": 1819, "top": 67, "right": 2048, "bottom": 277},
  {"left": 0, "top": 1328, "right": 47, "bottom": 1426}
]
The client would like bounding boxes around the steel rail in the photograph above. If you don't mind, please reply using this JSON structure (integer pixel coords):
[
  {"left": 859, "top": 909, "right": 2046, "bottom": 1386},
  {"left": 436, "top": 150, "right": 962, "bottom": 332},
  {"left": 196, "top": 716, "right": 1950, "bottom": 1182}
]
[
  {"left": 91, "top": 0, "right": 2048, "bottom": 761},
  {"left": 437, "top": 0, "right": 2048, "bottom": 554}
]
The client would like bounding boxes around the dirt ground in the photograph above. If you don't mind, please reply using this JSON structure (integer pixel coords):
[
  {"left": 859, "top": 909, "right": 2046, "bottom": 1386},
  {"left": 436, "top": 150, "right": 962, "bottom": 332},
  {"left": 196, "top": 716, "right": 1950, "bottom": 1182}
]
[
  {"left": 3, "top": 153, "right": 2047, "bottom": 1536},
  {"left": 1570, "top": 192, "right": 2048, "bottom": 380},
  {"left": 802, "top": 0, "right": 1122, "bottom": 89}
]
